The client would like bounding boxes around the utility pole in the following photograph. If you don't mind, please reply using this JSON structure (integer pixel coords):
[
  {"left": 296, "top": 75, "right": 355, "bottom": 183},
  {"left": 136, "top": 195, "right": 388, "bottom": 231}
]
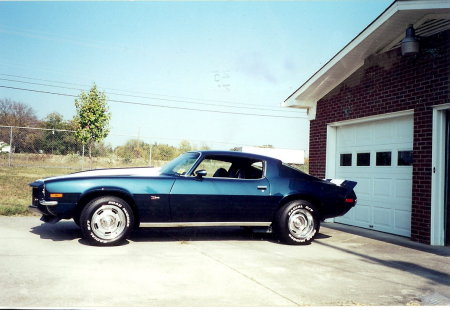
[
  {"left": 8, "top": 126, "right": 12, "bottom": 167},
  {"left": 148, "top": 143, "right": 153, "bottom": 167}
]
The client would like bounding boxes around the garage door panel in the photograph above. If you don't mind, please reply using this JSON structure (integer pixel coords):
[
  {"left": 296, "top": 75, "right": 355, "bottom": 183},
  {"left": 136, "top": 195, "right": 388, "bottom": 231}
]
[
  {"left": 373, "top": 206, "right": 392, "bottom": 228},
  {"left": 396, "top": 119, "right": 414, "bottom": 143},
  {"left": 338, "top": 210, "right": 353, "bottom": 222},
  {"left": 353, "top": 205, "right": 371, "bottom": 223},
  {"left": 355, "top": 125, "right": 373, "bottom": 146},
  {"left": 353, "top": 177, "right": 371, "bottom": 196},
  {"left": 394, "top": 210, "right": 411, "bottom": 236},
  {"left": 373, "top": 122, "right": 395, "bottom": 144},
  {"left": 373, "top": 178, "right": 392, "bottom": 198},
  {"left": 338, "top": 205, "right": 371, "bottom": 227},
  {"left": 396, "top": 179, "right": 412, "bottom": 199},
  {"left": 338, "top": 126, "right": 356, "bottom": 147},
  {"left": 334, "top": 115, "right": 413, "bottom": 237}
]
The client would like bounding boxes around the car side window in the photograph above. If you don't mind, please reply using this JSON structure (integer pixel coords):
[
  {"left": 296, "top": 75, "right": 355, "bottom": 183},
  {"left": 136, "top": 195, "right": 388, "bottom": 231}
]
[
  {"left": 228, "top": 161, "right": 264, "bottom": 180},
  {"left": 194, "top": 159, "right": 232, "bottom": 178},
  {"left": 248, "top": 162, "right": 264, "bottom": 179},
  {"left": 192, "top": 156, "right": 265, "bottom": 180}
]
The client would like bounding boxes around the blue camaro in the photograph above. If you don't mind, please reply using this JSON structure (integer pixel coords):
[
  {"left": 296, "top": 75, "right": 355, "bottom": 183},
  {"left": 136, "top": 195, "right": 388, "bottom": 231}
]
[{"left": 29, "top": 150, "right": 357, "bottom": 246}]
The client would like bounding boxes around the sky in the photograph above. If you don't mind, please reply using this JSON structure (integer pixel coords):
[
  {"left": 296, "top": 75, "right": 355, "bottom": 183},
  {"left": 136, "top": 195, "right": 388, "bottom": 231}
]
[{"left": 0, "top": 0, "right": 392, "bottom": 153}]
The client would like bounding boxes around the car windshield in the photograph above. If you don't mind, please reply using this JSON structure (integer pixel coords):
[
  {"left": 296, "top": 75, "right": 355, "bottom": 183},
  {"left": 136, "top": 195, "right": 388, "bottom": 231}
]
[{"left": 159, "top": 152, "right": 200, "bottom": 176}]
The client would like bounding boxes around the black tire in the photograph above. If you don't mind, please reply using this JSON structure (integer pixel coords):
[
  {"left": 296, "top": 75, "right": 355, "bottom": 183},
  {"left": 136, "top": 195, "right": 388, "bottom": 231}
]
[
  {"left": 274, "top": 200, "right": 320, "bottom": 245},
  {"left": 80, "top": 196, "right": 134, "bottom": 246}
]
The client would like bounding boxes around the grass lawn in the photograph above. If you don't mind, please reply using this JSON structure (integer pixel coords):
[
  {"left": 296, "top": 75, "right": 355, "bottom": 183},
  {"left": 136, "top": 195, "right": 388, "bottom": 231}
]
[
  {"left": 0, "top": 166, "right": 73, "bottom": 216},
  {"left": 1, "top": 161, "right": 309, "bottom": 216}
]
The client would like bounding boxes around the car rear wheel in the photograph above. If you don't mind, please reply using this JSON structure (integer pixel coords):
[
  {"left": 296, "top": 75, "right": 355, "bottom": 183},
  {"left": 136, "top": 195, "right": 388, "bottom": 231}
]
[
  {"left": 80, "top": 196, "right": 134, "bottom": 246},
  {"left": 274, "top": 200, "right": 319, "bottom": 245}
]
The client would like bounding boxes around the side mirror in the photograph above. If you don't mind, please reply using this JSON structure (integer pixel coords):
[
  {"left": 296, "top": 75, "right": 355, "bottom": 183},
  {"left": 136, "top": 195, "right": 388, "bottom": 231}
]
[{"left": 195, "top": 170, "right": 207, "bottom": 178}]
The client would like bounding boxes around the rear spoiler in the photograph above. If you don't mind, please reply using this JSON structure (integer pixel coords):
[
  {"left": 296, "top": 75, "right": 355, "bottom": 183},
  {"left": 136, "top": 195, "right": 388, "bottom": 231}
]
[{"left": 325, "top": 179, "right": 357, "bottom": 190}]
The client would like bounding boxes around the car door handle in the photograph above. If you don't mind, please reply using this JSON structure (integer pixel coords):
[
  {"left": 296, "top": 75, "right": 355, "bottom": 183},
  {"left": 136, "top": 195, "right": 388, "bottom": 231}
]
[{"left": 257, "top": 185, "right": 267, "bottom": 190}]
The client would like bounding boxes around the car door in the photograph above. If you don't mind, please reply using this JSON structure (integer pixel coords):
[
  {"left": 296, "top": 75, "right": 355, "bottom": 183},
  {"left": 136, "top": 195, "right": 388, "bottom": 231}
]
[{"left": 169, "top": 158, "right": 273, "bottom": 222}]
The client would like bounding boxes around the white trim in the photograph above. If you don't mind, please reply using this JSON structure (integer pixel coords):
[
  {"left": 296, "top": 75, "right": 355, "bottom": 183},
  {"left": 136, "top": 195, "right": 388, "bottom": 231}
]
[
  {"left": 283, "top": 1, "right": 399, "bottom": 108},
  {"left": 140, "top": 222, "right": 272, "bottom": 228},
  {"left": 431, "top": 103, "right": 450, "bottom": 245},
  {"left": 432, "top": 103, "right": 450, "bottom": 111},
  {"left": 326, "top": 126, "right": 337, "bottom": 180},
  {"left": 283, "top": 1, "right": 450, "bottom": 120},
  {"left": 328, "top": 109, "right": 414, "bottom": 127},
  {"left": 398, "top": 0, "right": 450, "bottom": 10}
]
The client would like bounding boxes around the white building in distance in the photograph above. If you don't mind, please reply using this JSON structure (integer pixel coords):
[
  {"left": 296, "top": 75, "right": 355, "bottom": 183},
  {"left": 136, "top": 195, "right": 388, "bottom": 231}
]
[{"left": 238, "top": 146, "right": 305, "bottom": 165}]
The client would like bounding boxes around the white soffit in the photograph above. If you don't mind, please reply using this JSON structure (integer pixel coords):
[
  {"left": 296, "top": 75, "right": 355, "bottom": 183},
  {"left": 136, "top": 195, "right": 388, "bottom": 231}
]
[{"left": 283, "top": 0, "right": 450, "bottom": 117}]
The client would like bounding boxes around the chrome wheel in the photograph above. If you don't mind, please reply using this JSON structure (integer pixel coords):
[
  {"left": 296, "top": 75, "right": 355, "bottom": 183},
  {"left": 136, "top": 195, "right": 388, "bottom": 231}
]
[
  {"left": 90, "top": 204, "right": 127, "bottom": 240},
  {"left": 287, "top": 207, "right": 315, "bottom": 240}
]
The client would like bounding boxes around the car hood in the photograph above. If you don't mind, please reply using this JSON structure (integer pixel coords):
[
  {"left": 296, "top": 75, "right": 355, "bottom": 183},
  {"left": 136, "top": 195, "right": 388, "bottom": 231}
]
[{"left": 41, "top": 167, "right": 162, "bottom": 182}]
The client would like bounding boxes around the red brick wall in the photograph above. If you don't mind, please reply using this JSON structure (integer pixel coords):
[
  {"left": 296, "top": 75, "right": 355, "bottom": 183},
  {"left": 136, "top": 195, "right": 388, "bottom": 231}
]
[{"left": 309, "top": 30, "right": 450, "bottom": 244}]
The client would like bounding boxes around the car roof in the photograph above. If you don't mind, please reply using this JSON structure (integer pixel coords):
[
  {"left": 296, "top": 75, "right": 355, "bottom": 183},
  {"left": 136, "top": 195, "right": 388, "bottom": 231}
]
[{"left": 190, "top": 150, "right": 283, "bottom": 164}]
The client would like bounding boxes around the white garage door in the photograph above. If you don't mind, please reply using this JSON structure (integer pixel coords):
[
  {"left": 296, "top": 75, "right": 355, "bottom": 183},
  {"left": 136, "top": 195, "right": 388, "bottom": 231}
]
[{"left": 334, "top": 115, "right": 413, "bottom": 237}]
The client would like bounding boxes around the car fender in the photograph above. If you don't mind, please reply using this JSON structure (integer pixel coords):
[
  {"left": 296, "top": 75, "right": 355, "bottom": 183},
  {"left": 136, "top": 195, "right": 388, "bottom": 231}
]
[
  {"left": 278, "top": 193, "right": 323, "bottom": 215},
  {"left": 75, "top": 186, "right": 139, "bottom": 225},
  {"left": 80, "top": 186, "right": 134, "bottom": 201}
]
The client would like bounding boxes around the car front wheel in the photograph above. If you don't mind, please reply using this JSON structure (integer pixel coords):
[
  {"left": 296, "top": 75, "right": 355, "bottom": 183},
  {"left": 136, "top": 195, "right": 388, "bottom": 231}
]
[
  {"left": 274, "top": 200, "right": 319, "bottom": 245},
  {"left": 80, "top": 196, "right": 134, "bottom": 246}
]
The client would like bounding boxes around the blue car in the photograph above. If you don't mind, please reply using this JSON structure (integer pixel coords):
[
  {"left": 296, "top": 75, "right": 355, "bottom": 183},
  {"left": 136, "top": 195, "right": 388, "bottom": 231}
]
[{"left": 29, "top": 150, "right": 357, "bottom": 246}]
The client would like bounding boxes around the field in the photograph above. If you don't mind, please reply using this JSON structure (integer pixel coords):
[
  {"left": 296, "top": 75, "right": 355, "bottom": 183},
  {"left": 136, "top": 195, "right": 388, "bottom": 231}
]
[
  {"left": 0, "top": 152, "right": 168, "bottom": 170},
  {"left": 0, "top": 152, "right": 171, "bottom": 215},
  {"left": 0, "top": 166, "right": 73, "bottom": 216},
  {"left": 1, "top": 157, "right": 308, "bottom": 216}
]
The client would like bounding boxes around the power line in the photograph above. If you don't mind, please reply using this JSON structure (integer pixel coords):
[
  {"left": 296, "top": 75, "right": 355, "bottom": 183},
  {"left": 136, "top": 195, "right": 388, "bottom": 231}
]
[
  {"left": 0, "top": 85, "right": 307, "bottom": 119},
  {"left": 0, "top": 76, "right": 303, "bottom": 114},
  {"left": 0, "top": 73, "right": 303, "bottom": 114}
]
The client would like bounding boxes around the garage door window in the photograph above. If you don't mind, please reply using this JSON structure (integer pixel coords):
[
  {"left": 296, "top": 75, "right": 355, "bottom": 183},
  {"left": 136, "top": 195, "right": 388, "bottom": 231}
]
[
  {"left": 357, "top": 153, "right": 370, "bottom": 166},
  {"left": 398, "top": 151, "right": 413, "bottom": 166},
  {"left": 340, "top": 153, "right": 352, "bottom": 166},
  {"left": 376, "top": 152, "right": 391, "bottom": 166}
]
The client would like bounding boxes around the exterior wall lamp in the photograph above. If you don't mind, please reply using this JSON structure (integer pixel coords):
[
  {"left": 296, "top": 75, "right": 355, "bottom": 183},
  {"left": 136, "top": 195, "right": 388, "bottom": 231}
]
[{"left": 401, "top": 24, "right": 420, "bottom": 56}]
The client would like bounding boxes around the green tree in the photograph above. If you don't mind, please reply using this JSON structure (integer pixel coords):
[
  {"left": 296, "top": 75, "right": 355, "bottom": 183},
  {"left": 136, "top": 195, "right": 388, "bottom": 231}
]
[
  {"left": 199, "top": 143, "right": 210, "bottom": 151},
  {"left": 74, "top": 84, "right": 111, "bottom": 159},
  {"left": 178, "top": 140, "right": 192, "bottom": 153},
  {"left": 91, "top": 141, "right": 113, "bottom": 157},
  {"left": 152, "top": 143, "right": 178, "bottom": 161},
  {"left": 115, "top": 139, "right": 150, "bottom": 163}
]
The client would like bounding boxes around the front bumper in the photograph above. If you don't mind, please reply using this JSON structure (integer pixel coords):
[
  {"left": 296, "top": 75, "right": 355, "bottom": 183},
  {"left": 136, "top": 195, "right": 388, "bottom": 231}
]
[{"left": 29, "top": 200, "right": 60, "bottom": 223}]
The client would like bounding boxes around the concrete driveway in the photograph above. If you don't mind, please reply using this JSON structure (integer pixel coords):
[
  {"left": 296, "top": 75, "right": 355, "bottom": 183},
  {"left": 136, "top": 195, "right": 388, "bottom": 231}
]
[{"left": 0, "top": 216, "right": 449, "bottom": 307}]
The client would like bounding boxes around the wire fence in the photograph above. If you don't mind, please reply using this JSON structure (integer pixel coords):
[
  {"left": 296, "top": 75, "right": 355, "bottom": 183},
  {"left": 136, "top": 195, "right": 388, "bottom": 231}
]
[
  {"left": 0, "top": 125, "right": 309, "bottom": 173},
  {"left": 0, "top": 125, "right": 169, "bottom": 170}
]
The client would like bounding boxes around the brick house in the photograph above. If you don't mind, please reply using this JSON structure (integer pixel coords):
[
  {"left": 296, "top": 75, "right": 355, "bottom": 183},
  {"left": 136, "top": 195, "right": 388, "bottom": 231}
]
[{"left": 284, "top": 0, "right": 450, "bottom": 245}]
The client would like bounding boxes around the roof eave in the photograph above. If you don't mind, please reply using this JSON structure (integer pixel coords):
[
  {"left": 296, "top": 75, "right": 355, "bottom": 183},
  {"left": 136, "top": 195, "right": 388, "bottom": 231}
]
[{"left": 282, "top": 0, "right": 450, "bottom": 120}]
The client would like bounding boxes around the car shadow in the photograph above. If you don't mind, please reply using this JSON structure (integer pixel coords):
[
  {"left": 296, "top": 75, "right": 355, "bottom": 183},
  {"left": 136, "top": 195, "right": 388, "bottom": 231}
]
[
  {"left": 30, "top": 222, "right": 331, "bottom": 246},
  {"left": 315, "top": 232, "right": 332, "bottom": 240},
  {"left": 130, "top": 227, "right": 278, "bottom": 244},
  {"left": 130, "top": 226, "right": 331, "bottom": 244},
  {"left": 30, "top": 220, "right": 81, "bottom": 242}
]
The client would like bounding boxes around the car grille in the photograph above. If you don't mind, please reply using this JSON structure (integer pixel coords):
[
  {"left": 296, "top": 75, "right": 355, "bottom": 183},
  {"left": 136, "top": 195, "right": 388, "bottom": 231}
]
[{"left": 32, "top": 185, "right": 44, "bottom": 205}]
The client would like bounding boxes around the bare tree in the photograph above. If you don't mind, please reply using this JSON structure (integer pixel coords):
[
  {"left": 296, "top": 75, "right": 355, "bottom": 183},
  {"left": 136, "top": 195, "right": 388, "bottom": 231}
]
[{"left": 0, "top": 98, "right": 41, "bottom": 153}]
